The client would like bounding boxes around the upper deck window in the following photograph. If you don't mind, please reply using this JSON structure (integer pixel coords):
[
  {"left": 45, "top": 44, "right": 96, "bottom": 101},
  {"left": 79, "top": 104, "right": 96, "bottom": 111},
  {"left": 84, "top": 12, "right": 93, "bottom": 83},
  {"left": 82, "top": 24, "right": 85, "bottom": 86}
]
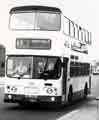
[
  {"left": 10, "top": 13, "right": 35, "bottom": 29},
  {"left": 74, "top": 24, "right": 78, "bottom": 39},
  {"left": 10, "top": 12, "right": 61, "bottom": 31},
  {"left": 70, "top": 21, "right": 74, "bottom": 37}
]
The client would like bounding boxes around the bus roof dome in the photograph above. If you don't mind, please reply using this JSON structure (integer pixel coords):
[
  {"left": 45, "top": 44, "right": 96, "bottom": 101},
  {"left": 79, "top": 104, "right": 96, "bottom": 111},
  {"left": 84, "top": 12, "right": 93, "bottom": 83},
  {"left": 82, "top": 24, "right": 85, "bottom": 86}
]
[{"left": 10, "top": 5, "right": 61, "bottom": 13}]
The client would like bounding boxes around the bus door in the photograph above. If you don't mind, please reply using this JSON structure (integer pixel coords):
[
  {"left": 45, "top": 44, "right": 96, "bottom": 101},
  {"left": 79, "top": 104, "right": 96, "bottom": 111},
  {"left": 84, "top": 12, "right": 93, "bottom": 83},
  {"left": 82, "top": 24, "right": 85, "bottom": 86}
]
[{"left": 62, "top": 57, "right": 68, "bottom": 103}]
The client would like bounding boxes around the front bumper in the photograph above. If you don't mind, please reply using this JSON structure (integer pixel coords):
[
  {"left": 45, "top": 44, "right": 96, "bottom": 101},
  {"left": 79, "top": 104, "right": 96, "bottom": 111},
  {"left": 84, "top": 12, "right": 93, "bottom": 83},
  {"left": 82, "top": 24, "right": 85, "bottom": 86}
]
[{"left": 4, "top": 94, "right": 62, "bottom": 104}]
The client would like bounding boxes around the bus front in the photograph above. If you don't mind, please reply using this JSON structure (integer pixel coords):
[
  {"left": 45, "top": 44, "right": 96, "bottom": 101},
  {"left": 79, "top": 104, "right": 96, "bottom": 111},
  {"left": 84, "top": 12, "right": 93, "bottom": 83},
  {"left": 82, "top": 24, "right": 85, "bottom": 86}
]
[{"left": 4, "top": 6, "right": 69, "bottom": 105}]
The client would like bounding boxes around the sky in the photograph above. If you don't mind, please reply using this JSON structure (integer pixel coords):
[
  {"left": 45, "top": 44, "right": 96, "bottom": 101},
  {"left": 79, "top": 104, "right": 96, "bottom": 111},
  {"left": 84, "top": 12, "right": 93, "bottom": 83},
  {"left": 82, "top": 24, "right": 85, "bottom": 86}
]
[{"left": 0, "top": 0, "right": 98, "bottom": 60}]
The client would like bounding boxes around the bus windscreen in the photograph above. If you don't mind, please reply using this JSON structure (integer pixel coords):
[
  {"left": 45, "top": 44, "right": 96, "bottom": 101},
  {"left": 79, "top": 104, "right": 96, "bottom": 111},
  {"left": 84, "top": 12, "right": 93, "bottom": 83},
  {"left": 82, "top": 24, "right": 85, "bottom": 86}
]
[{"left": 7, "top": 56, "right": 61, "bottom": 79}]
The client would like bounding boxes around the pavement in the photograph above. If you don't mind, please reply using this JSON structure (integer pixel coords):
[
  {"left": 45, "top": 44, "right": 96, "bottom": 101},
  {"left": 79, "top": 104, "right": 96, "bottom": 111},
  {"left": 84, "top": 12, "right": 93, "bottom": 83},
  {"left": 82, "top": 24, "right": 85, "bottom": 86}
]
[
  {"left": 57, "top": 96, "right": 98, "bottom": 120},
  {"left": 57, "top": 107, "right": 97, "bottom": 120}
]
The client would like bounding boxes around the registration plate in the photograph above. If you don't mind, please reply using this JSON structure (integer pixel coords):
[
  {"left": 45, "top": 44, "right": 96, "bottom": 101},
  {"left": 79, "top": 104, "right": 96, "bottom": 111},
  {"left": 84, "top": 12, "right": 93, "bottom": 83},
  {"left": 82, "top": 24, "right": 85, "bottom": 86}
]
[
  {"left": 24, "top": 87, "right": 39, "bottom": 95},
  {"left": 25, "top": 95, "right": 38, "bottom": 102}
]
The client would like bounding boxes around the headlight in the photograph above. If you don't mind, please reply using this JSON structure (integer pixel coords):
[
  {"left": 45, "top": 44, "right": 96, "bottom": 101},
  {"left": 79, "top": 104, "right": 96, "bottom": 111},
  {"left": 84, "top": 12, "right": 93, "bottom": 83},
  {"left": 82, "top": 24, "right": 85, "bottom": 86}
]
[
  {"left": 46, "top": 88, "right": 53, "bottom": 94},
  {"left": 6, "top": 86, "right": 17, "bottom": 93},
  {"left": 51, "top": 97, "right": 55, "bottom": 101},
  {"left": 11, "top": 86, "right": 17, "bottom": 93},
  {"left": 8, "top": 95, "right": 12, "bottom": 99},
  {"left": 6, "top": 85, "right": 10, "bottom": 92}
]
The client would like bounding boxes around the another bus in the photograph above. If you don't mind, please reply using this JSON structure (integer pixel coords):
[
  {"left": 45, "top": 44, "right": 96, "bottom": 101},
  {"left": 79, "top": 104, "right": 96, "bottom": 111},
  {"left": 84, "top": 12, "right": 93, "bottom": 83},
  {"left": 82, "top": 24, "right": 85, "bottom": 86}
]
[
  {"left": 93, "top": 65, "right": 99, "bottom": 75},
  {"left": 4, "top": 6, "right": 92, "bottom": 105}
]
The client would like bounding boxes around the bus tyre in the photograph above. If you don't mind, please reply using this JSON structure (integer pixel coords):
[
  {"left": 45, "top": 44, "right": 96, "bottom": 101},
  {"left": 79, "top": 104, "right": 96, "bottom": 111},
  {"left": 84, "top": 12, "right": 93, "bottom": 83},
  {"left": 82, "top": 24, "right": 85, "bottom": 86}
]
[
  {"left": 68, "top": 87, "right": 73, "bottom": 104},
  {"left": 84, "top": 83, "right": 88, "bottom": 99},
  {"left": 18, "top": 102, "right": 25, "bottom": 107}
]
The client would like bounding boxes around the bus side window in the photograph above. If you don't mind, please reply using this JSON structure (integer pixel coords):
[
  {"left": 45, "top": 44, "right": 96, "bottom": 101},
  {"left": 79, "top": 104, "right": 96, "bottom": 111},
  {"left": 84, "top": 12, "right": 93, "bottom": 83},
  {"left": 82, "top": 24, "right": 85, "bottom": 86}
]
[
  {"left": 85, "top": 30, "right": 88, "bottom": 43},
  {"left": 64, "top": 17, "right": 69, "bottom": 35},
  {"left": 70, "top": 21, "right": 74, "bottom": 37},
  {"left": 74, "top": 24, "right": 78, "bottom": 40},
  {"left": 78, "top": 26, "right": 82, "bottom": 41},
  {"left": 70, "top": 62, "right": 75, "bottom": 77},
  {"left": 88, "top": 32, "right": 92, "bottom": 45}
]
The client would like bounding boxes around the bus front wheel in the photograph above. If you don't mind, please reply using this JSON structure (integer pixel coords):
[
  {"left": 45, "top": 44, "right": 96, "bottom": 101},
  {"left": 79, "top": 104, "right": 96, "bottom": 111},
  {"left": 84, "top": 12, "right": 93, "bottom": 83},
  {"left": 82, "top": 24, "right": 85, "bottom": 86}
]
[{"left": 84, "top": 83, "right": 88, "bottom": 98}]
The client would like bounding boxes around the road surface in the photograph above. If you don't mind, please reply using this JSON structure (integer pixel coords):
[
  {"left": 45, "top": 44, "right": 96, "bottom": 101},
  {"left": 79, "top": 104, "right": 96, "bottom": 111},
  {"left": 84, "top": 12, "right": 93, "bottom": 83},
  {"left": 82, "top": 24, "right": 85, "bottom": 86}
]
[{"left": 0, "top": 75, "right": 99, "bottom": 120}]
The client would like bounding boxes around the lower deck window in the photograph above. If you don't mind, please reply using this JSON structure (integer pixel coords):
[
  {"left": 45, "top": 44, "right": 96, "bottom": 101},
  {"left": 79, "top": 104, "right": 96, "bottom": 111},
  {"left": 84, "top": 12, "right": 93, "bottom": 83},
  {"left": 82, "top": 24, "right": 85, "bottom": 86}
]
[{"left": 70, "top": 62, "right": 90, "bottom": 77}]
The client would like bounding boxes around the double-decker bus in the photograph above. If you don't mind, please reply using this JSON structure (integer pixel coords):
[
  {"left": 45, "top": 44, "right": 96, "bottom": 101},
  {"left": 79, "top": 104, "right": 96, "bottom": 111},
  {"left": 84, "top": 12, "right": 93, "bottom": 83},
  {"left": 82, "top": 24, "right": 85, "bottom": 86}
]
[{"left": 4, "top": 5, "right": 92, "bottom": 105}]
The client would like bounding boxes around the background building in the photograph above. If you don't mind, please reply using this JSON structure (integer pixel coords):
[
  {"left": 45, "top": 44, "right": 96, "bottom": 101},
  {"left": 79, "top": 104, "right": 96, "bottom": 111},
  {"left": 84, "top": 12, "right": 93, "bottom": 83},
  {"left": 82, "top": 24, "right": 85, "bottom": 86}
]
[{"left": 0, "top": 45, "right": 5, "bottom": 76}]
